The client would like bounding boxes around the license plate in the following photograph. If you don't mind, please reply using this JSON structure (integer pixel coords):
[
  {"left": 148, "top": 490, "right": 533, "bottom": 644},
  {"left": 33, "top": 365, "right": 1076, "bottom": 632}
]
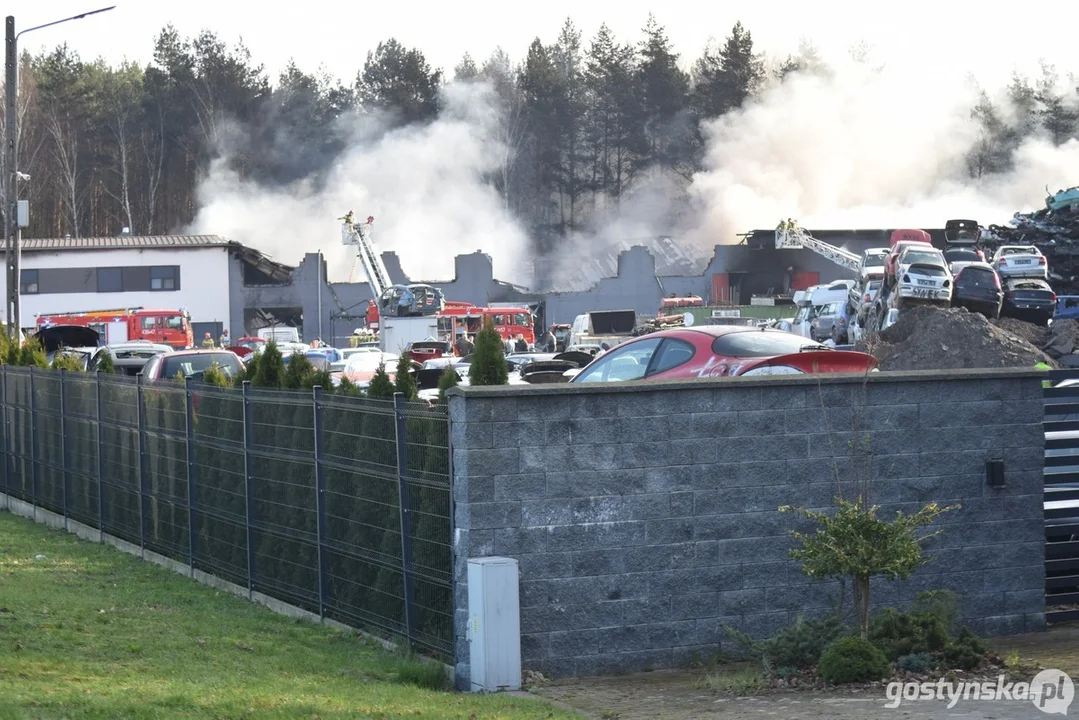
[
  {"left": 917, "top": 279, "right": 934, "bottom": 286},
  {"left": 1014, "top": 259, "right": 1031, "bottom": 264}
]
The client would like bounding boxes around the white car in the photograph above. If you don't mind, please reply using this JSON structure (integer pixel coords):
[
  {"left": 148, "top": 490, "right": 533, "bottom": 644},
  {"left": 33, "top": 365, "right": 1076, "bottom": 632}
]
[
  {"left": 858, "top": 248, "right": 889, "bottom": 279},
  {"left": 895, "top": 246, "right": 952, "bottom": 305},
  {"left": 992, "top": 245, "right": 1047, "bottom": 280}
]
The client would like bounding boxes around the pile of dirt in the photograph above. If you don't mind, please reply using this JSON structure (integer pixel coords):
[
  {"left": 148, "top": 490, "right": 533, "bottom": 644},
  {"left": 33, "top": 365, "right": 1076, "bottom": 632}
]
[
  {"left": 854, "top": 306, "right": 1056, "bottom": 371},
  {"left": 989, "top": 317, "right": 1079, "bottom": 359}
]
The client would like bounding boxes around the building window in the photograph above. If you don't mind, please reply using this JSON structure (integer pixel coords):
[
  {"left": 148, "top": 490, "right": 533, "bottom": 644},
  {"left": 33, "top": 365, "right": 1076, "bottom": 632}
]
[
  {"left": 97, "top": 267, "right": 123, "bottom": 293},
  {"left": 20, "top": 269, "right": 38, "bottom": 294},
  {"left": 150, "top": 266, "right": 179, "bottom": 291}
]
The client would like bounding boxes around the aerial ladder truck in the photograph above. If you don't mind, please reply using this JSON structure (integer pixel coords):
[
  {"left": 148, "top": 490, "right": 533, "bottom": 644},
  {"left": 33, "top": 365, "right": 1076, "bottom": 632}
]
[{"left": 340, "top": 215, "right": 445, "bottom": 353}]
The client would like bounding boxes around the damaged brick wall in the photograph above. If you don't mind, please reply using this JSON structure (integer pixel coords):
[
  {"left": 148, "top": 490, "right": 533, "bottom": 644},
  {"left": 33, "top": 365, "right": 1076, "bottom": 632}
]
[{"left": 447, "top": 369, "right": 1046, "bottom": 688}]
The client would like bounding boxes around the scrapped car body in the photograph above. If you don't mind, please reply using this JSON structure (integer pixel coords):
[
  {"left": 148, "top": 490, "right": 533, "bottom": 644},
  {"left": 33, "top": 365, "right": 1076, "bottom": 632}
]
[
  {"left": 943, "top": 246, "right": 986, "bottom": 276},
  {"left": 332, "top": 351, "right": 401, "bottom": 388},
  {"left": 993, "top": 245, "right": 1048, "bottom": 280},
  {"left": 103, "top": 341, "right": 174, "bottom": 375},
  {"left": 894, "top": 246, "right": 952, "bottom": 308},
  {"left": 34, "top": 324, "right": 102, "bottom": 368},
  {"left": 1002, "top": 278, "right": 1056, "bottom": 325},
  {"left": 140, "top": 349, "right": 245, "bottom": 382},
  {"left": 569, "top": 326, "right": 877, "bottom": 385},
  {"left": 951, "top": 262, "right": 1003, "bottom": 319}
]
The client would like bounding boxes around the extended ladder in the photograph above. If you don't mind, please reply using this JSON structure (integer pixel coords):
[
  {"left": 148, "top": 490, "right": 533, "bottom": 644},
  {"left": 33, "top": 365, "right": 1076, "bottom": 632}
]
[
  {"left": 775, "top": 223, "right": 861, "bottom": 272},
  {"left": 341, "top": 217, "right": 392, "bottom": 298}
]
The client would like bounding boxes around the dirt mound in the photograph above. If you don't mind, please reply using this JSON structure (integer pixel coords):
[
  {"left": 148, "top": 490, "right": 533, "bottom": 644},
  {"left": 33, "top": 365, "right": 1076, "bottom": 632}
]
[
  {"left": 988, "top": 317, "right": 1079, "bottom": 359},
  {"left": 990, "top": 317, "right": 1046, "bottom": 346},
  {"left": 854, "top": 306, "right": 1055, "bottom": 371}
]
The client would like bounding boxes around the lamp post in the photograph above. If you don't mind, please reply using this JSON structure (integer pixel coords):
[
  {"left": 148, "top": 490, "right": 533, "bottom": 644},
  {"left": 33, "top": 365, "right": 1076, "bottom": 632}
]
[{"left": 5, "top": 6, "right": 115, "bottom": 341}]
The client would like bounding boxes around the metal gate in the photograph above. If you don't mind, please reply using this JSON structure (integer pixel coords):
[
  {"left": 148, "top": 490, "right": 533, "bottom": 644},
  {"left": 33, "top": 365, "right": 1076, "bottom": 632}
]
[{"left": 1042, "top": 370, "right": 1079, "bottom": 623}]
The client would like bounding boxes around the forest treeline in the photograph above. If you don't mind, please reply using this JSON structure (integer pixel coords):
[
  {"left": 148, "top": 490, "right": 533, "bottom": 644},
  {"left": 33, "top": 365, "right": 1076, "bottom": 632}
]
[{"left": 2, "top": 16, "right": 1077, "bottom": 253}]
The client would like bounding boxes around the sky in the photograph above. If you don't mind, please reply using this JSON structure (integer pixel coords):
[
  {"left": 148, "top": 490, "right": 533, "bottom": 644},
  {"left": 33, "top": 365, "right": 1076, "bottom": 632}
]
[{"left": 8, "top": 1, "right": 1078, "bottom": 88}]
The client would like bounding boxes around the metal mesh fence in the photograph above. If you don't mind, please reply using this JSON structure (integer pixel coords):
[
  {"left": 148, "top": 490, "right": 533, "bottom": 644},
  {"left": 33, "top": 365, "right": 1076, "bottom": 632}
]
[{"left": 0, "top": 367, "right": 454, "bottom": 660}]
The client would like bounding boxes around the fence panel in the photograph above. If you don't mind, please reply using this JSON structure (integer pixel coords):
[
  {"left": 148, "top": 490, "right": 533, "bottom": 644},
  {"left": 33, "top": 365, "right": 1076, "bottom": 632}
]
[
  {"left": 1043, "top": 370, "right": 1079, "bottom": 625},
  {"left": 0, "top": 365, "right": 454, "bottom": 662}
]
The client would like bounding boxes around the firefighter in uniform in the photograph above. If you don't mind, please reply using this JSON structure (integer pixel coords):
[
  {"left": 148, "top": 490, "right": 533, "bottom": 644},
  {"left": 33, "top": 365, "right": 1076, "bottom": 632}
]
[
  {"left": 201, "top": 332, "right": 215, "bottom": 349},
  {"left": 341, "top": 210, "right": 355, "bottom": 227},
  {"left": 349, "top": 333, "right": 360, "bottom": 348}
]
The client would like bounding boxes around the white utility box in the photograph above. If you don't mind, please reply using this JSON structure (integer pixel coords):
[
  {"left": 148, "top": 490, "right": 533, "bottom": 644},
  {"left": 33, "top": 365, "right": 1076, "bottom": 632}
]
[{"left": 467, "top": 556, "right": 521, "bottom": 692}]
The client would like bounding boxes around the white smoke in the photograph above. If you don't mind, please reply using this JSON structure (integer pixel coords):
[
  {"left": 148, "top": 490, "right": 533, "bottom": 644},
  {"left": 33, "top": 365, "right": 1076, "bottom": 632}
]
[
  {"left": 686, "top": 60, "right": 1079, "bottom": 247},
  {"left": 187, "top": 81, "right": 531, "bottom": 284}
]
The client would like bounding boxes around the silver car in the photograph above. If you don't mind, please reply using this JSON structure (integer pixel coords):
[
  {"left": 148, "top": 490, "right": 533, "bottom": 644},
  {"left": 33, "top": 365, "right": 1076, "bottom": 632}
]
[{"left": 992, "top": 245, "right": 1047, "bottom": 280}]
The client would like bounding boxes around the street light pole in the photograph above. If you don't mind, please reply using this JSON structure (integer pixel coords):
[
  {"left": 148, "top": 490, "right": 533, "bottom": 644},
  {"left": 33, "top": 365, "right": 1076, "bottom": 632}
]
[{"left": 5, "top": 6, "right": 115, "bottom": 341}]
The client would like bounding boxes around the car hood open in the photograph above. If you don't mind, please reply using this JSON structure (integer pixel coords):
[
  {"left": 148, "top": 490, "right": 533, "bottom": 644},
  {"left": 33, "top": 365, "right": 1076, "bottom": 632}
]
[{"left": 35, "top": 325, "right": 100, "bottom": 353}]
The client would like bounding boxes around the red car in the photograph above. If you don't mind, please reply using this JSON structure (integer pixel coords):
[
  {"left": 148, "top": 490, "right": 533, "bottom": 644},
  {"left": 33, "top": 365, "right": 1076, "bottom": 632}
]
[{"left": 569, "top": 325, "right": 877, "bottom": 384}]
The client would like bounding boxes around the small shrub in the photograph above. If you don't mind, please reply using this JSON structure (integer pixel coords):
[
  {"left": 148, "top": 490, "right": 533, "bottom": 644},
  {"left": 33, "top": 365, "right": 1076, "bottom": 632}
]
[
  {"left": 941, "top": 628, "right": 987, "bottom": 671},
  {"left": 436, "top": 366, "right": 460, "bottom": 404},
  {"left": 96, "top": 350, "right": 115, "bottom": 374},
  {"left": 896, "top": 652, "right": 936, "bottom": 673},
  {"left": 869, "top": 606, "right": 950, "bottom": 661},
  {"left": 50, "top": 353, "right": 86, "bottom": 372},
  {"left": 725, "top": 613, "right": 847, "bottom": 671},
  {"left": 201, "top": 363, "right": 231, "bottom": 387},
  {"left": 817, "top": 636, "right": 891, "bottom": 685}
]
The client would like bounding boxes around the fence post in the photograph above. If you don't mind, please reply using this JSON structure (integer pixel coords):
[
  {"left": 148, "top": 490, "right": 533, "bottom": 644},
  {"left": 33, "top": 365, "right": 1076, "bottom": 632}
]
[
  {"left": 96, "top": 371, "right": 106, "bottom": 541},
  {"left": 185, "top": 377, "right": 197, "bottom": 577},
  {"left": 242, "top": 380, "right": 254, "bottom": 600},
  {"left": 393, "top": 392, "right": 415, "bottom": 646},
  {"left": 136, "top": 374, "right": 147, "bottom": 558},
  {"left": 1, "top": 365, "right": 8, "bottom": 511},
  {"left": 312, "top": 385, "right": 327, "bottom": 621},
  {"left": 29, "top": 366, "right": 38, "bottom": 509},
  {"left": 59, "top": 368, "right": 69, "bottom": 524}
]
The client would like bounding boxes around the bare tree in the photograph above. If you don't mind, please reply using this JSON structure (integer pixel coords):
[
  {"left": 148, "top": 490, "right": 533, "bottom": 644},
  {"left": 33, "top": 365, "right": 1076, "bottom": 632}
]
[
  {"left": 482, "top": 48, "right": 528, "bottom": 211},
  {"left": 102, "top": 62, "right": 143, "bottom": 232},
  {"left": 140, "top": 102, "right": 166, "bottom": 234},
  {"left": 43, "top": 108, "right": 85, "bottom": 237}
]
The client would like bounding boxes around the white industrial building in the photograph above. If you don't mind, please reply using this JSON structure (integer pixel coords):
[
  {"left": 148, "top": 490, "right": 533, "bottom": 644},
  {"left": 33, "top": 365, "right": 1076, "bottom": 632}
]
[{"left": 0, "top": 235, "right": 296, "bottom": 341}]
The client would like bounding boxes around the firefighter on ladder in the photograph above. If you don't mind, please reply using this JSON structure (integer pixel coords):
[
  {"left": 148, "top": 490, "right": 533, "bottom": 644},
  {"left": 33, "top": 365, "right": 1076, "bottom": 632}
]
[{"left": 340, "top": 210, "right": 355, "bottom": 227}]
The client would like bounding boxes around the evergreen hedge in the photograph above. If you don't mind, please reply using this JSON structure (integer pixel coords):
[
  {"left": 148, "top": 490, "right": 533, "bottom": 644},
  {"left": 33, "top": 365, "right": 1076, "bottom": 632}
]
[{"left": 0, "top": 334, "right": 454, "bottom": 657}]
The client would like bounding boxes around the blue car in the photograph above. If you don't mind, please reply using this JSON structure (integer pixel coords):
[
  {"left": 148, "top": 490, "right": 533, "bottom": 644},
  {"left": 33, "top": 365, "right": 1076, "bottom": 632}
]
[{"left": 1056, "top": 296, "right": 1079, "bottom": 321}]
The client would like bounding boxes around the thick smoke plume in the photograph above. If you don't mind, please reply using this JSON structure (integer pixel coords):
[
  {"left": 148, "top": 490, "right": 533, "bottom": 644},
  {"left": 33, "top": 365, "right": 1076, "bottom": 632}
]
[
  {"left": 686, "top": 60, "right": 1079, "bottom": 247},
  {"left": 187, "top": 82, "right": 531, "bottom": 284}
]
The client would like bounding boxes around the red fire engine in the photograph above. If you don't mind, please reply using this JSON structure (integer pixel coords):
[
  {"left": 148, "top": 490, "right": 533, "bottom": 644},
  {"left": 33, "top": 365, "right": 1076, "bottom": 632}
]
[
  {"left": 364, "top": 299, "right": 535, "bottom": 346},
  {"left": 35, "top": 307, "right": 194, "bottom": 349}
]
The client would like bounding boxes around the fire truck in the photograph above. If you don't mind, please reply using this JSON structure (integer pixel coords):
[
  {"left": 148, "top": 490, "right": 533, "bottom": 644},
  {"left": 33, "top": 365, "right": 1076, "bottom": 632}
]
[
  {"left": 346, "top": 216, "right": 536, "bottom": 348},
  {"left": 34, "top": 307, "right": 194, "bottom": 349}
]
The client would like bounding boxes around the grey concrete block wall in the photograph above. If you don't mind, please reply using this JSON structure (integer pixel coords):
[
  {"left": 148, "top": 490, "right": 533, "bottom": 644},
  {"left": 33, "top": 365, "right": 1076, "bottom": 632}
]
[{"left": 447, "top": 369, "right": 1046, "bottom": 688}]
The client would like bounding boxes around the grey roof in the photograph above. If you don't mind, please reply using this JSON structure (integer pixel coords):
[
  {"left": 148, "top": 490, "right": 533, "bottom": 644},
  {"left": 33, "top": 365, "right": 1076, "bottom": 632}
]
[
  {"left": 537, "top": 236, "right": 711, "bottom": 293},
  {"left": 20, "top": 235, "right": 235, "bottom": 251}
]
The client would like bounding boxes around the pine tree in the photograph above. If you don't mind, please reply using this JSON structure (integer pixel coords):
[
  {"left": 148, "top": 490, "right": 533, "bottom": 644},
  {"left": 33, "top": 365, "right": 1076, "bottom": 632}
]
[
  {"left": 394, "top": 353, "right": 418, "bottom": 400},
  {"left": 252, "top": 341, "right": 285, "bottom": 388},
  {"left": 367, "top": 362, "right": 396, "bottom": 399},
  {"left": 469, "top": 317, "right": 509, "bottom": 386}
]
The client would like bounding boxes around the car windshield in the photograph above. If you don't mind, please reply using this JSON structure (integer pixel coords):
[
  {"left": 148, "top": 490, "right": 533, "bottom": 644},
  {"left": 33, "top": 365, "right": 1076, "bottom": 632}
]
[
  {"left": 867, "top": 280, "right": 882, "bottom": 292},
  {"left": 957, "top": 268, "right": 996, "bottom": 287},
  {"left": 1011, "top": 281, "right": 1049, "bottom": 291},
  {"left": 907, "top": 265, "right": 948, "bottom": 278},
  {"left": 865, "top": 251, "right": 888, "bottom": 261},
  {"left": 902, "top": 251, "right": 943, "bottom": 266},
  {"left": 161, "top": 352, "right": 240, "bottom": 378},
  {"left": 946, "top": 249, "right": 980, "bottom": 261},
  {"left": 1001, "top": 247, "right": 1036, "bottom": 256},
  {"left": 711, "top": 330, "right": 825, "bottom": 357}
]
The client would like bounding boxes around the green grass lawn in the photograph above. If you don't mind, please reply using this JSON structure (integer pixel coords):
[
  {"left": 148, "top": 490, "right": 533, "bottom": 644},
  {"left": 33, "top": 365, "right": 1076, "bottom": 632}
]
[{"left": 0, "top": 511, "right": 574, "bottom": 719}]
